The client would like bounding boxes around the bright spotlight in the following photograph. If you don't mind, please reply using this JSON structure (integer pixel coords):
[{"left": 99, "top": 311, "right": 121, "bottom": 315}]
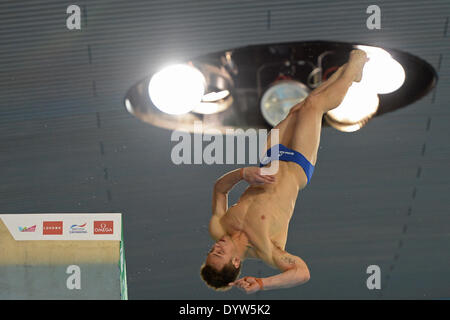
[
  {"left": 326, "top": 82, "right": 379, "bottom": 125},
  {"left": 148, "top": 64, "right": 206, "bottom": 115},
  {"left": 356, "top": 45, "right": 406, "bottom": 94}
]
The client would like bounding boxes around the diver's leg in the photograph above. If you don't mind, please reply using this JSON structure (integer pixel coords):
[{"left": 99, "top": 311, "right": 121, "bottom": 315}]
[
  {"left": 283, "top": 64, "right": 346, "bottom": 117},
  {"left": 263, "top": 98, "right": 308, "bottom": 151},
  {"left": 263, "top": 61, "right": 348, "bottom": 149},
  {"left": 262, "top": 64, "right": 355, "bottom": 166},
  {"left": 310, "top": 50, "right": 368, "bottom": 113},
  {"left": 285, "top": 50, "right": 369, "bottom": 166},
  {"left": 309, "top": 63, "right": 347, "bottom": 96}
]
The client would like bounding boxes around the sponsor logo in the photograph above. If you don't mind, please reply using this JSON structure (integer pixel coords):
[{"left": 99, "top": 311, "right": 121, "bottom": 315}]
[
  {"left": 69, "top": 223, "right": 88, "bottom": 234},
  {"left": 279, "top": 151, "right": 294, "bottom": 156},
  {"left": 94, "top": 221, "right": 113, "bottom": 235},
  {"left": 43, "top": 221, "right": 63, "bottom": 235},
  {"left": 18, "top": 225, "right": 36, "bottom": 232}
]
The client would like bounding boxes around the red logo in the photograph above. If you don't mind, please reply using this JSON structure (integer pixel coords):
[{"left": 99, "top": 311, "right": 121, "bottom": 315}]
[
  {"left": 94, "top": 221, "right": 113, "bottom": 234},
  {"left": 43, "top": 221, "right": 63, "bottom": 235}
]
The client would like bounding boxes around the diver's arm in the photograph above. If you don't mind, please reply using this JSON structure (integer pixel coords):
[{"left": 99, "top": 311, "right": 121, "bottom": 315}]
[
  {"left": 209, "top": 169, "right": 244, "bottom": 240},
  {"left": 229, "top": 248, "right": 309, "bottom": 294},
  {"left": 211, "top": 168, "right": 244, "bottom": 219},
  {"left": 214, "top": 166, "right": 276, "bottom": 194},
  {"left": 213, "top": 168, "right": 244, "bottom": 195},
  {"left": 261, "top": 248, "right": 310, "bottom": 290}
]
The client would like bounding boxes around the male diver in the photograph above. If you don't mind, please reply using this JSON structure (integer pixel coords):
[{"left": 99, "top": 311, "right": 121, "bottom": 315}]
[{"left": 200, "top": 49, "right": 369, "bottom": 293}]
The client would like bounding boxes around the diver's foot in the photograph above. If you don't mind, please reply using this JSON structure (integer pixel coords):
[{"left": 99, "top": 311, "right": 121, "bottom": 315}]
[{"left": 349, "top": 49, "right": 369, "bottom": 82}]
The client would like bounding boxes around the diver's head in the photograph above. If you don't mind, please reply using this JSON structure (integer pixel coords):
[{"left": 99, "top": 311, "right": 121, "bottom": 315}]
[{"left": 200, "top": 235, "right": 242, "bottom": 290}]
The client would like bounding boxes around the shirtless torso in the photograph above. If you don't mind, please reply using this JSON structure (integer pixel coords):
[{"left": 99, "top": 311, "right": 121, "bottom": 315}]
[{"left": 214, "top": 160, "right": 308, "bottom": 268}]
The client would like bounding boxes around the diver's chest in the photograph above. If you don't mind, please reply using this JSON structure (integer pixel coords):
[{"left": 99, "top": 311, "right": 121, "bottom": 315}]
[{"left": 224, "top": 204, "right": 289, "bottom": 237}]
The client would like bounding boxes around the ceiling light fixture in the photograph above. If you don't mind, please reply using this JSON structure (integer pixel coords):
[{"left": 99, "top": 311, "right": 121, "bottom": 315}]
[{"left": 125, "top": 40, "right": 437, "bottom": 134}]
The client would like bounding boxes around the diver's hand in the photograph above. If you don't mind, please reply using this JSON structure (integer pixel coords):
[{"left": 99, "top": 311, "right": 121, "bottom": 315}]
[
  {"left": 242, "top": 167, "right": 276, "bottom": 185},
  {"left": 229, "top": 276, "right": 263, "bottom": 294}
]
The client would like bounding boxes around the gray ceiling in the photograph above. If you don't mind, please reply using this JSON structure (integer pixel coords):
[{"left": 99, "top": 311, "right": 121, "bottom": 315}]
[{"left": 1, "top": 0, "right": 449, "bottom": 299}]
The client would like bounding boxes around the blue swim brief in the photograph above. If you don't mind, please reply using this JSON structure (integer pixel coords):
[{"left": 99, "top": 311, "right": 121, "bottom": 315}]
[{"left": 259, "top": 144, "right": 315, "bottom": 185}]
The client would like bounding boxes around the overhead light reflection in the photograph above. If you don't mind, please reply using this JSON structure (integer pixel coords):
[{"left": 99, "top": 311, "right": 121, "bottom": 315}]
[
  {"left": 192, "top": 102, "right": 225, "bottom": 114},
  {"left": 125, "top": 99, "right": 133, "bottom": 113},
  {"left": 202, "top": 90, "right": 230, "bottom": 102}
]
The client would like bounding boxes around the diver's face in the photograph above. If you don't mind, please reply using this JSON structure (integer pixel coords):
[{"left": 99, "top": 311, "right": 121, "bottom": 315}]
[{"left": 205, "top": 235, "right": 235, "bottom": 269}]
